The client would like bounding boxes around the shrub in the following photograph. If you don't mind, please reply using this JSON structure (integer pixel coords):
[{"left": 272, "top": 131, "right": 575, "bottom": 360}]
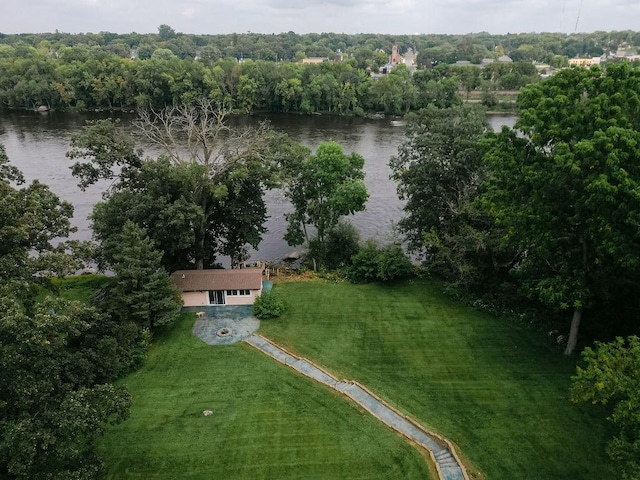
[
  {"left": 253, "top": 290, "right": 286, "bottom": 319},
  {"left": 377, "top": 243, "right": 415, "bottom": 281},
  {"left": 347, "top": 241, "right": 414, "bottom": 283},
  {"left": 324, "top": 221, "right": 361, "bottom": 269},
  {"left": 346, "top": 240, "right": 380, "bottom": 283},
  {"left": 307, "top": 221, "right": 361, "bottom": 271}
]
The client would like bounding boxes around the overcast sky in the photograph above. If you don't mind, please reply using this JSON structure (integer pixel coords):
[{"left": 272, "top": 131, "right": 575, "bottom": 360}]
[{"left": 3, "top": 0, "right": 639, "bottom": 35}]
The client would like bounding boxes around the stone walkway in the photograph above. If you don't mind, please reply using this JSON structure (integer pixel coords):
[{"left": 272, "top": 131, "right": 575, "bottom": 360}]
[{"left": 245, "top": 335, "right": 467, "bottom": 480}]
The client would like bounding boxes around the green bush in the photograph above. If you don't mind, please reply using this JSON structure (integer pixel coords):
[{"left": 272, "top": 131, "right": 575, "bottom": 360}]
[
  {"left": 347, "top": 241, "right": 414, "bottom": 283},
  {"left": 346, "top": 240, "right": 380, "bottom": 283},
  {"left": 307, "top": 221, "right": 361, "bottom": 271},
  {"left": 377, "top": 243, "right": 415, "bottom": 281},
  {"left": 253, "top": 290, "right": 286, "bottom": 319}
]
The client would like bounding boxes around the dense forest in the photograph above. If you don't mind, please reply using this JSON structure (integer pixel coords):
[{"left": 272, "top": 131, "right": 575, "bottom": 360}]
[{"left": 1, "top": 26, "right": 639, "bottom": 113}]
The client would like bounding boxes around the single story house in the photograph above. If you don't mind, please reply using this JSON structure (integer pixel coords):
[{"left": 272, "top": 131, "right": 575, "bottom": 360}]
[{"left": 171, "top": 268, "right": 264, "bottom": 306}]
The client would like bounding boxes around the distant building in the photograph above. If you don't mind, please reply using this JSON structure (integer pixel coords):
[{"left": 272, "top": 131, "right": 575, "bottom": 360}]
[
  {"left": 389, "top": 44, "right": 403, "bottom": 65},
  {"left": 302, "top": 57, "right": 329, "bottom": 64},
  {"left": 497, "top": 55, "right": 513, "bottom": 63},
  {"left": 377, "top": 44, "right": 417, "bottom": 75},
  {"left": 568, "top": 57, "right": 601, "bottom": 67}
]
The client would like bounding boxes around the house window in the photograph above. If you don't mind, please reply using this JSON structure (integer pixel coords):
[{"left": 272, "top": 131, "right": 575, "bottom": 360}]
[{"left": 225, "top": 289, "right": 251, "bottom": 296}]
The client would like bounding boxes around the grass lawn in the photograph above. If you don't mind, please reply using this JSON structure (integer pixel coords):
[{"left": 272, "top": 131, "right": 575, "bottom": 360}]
[
  {"left": 259, "top": 279, "right": 615, "bottom": 479},
  {"left": 34, "top": 274, "right": 112, "bottom": 303},
  {"left": 99, "top": 313, "right": 431, "bottom": 479}
]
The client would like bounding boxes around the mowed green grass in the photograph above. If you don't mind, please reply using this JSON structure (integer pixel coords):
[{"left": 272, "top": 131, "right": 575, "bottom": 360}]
[
  {"left": 259, "top": 279, "right": 615, "bottom": 479},
  {"left": 99, "top": 313, "right": 430, "bottom": 479},
  {"left": 35, "top": 274, "right": 112, "bottom": 303}
]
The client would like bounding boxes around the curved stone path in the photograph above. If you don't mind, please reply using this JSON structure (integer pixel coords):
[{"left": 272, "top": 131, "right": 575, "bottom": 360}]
[{"left": 245, "top": 335, "right": 468, "bottom": 480}]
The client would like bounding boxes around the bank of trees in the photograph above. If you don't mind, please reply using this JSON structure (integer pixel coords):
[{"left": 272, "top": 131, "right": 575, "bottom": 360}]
[
  {"left": 390, "top": 63, "right": 640, "bottom": 475},
  {"left": 68, "top": 100, "right": 306, "bottom": 271},
  {"left": 1, "top": 27, "right": 609, "bottom": 114},
  {"left": 392, "top": 63, "right": 640, "bottom": 356},
  {"left": 2, "top": 27, "right": 640, "bottom": 113},
  {"left": 0, "top": 142, "right": 183, "bottom": 478}
]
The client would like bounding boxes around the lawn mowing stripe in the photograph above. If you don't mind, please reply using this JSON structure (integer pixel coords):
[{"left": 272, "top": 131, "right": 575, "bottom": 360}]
[{"left": 245, "top": 334, "right": 468, "bottom": 480}]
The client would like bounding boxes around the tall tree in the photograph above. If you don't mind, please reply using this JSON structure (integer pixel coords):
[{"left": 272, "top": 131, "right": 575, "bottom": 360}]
[
  {"left": 283, "top": 141, "right": 368, "bottom": 268},
  {"left": 390, "top": 105, "right": 505, "bottom": 288},
  {"left": 133, "top": 99, "right": 298, "bottom": 268},
  {"left": 69, "top": 100, "right": 304, "bottom": 270},
  {"left": 0, "top": 144, "right": 78, "bottom": 283},
  {"left": 482, "top": 64, "right": 640, "bottom": 355},
  {"left": 103, "top": 220, "right": 182, "bottom": 330}
]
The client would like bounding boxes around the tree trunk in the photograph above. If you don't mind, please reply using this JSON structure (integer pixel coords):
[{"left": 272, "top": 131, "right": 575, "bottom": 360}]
[
  {"left": 195, "top": 213, "right": 206, "bottom": 270},
  {"left": 564, "top": 307, "right": 582, "bottom": 356}
]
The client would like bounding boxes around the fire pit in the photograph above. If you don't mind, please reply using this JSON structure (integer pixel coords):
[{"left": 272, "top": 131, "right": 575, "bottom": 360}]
[{"left": 216, "top": 327, "right": 232, "bottom": 337}]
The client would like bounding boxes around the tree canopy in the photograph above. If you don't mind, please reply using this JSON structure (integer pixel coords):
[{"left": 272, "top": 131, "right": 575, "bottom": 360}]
[
  {"left": 69, "top": 100, "right": 305, "bottom": 270},
  {"left": 0, "top": 147, "right": 137, "bottom": 479},
  {"left": 283, "top": 141, "right": 368, "bottom": 268},
  {"left": 481, "top": 63, "right": 640, "bottom": 355}
]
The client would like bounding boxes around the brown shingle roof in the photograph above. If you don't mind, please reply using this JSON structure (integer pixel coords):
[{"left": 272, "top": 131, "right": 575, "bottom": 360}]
[{"left": 171, "top": 269, "right": 263, "bottom": 292}]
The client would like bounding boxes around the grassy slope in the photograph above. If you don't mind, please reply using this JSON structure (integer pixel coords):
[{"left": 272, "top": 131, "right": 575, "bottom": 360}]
[
  {"left": 99, "top": 314, "right": 430, "bottom": 479},
  {"left": 34, "top": 274, "right": 112, "bottom": 303},
  {"left": 259, "top": 279, "right": 615, "bottom": 479}
]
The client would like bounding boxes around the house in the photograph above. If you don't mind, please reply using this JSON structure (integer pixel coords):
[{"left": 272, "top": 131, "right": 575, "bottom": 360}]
[
  {"left": 302, "top": 57, "right": 329, "bottom": 64},
  {"left": 171, "top": 268, "right": 264, "bottom": 307},
  {"left": 568, "top": 56, "right": 602, "bottom": 67}
]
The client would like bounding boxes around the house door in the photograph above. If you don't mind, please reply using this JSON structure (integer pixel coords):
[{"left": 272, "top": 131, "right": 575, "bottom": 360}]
[{"left": 208, "top": 290, "right": 225, "bottom": 305}]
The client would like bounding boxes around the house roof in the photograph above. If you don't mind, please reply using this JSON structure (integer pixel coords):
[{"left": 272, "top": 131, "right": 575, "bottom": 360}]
[{"left": 171, "top": 269, "right": 263, "bottom": 292}]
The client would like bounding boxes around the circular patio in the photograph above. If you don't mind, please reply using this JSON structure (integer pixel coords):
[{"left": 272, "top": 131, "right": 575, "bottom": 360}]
[{"left": 184, "top": 305, "right": 260, "bottom": 345}]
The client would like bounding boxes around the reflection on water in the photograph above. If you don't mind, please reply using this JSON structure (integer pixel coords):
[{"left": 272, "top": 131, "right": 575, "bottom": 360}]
[{"left": 0, "top": 112, "right": 516, "bottom": 264}]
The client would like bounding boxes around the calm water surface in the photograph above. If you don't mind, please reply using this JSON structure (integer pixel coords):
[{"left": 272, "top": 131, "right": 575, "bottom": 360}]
[{"left": 0, "top": 112, "right": 516, "bottom": 264}]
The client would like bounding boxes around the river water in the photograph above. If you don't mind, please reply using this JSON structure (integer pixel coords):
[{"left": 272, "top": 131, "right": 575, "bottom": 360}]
[{"left": 0, "top": 112, "right": 515, "bottom": 264}]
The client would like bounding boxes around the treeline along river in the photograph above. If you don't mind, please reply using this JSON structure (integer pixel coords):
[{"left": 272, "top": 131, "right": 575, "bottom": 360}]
[{"left": 0, "top": 112, "right": 515, "bottom": 264}]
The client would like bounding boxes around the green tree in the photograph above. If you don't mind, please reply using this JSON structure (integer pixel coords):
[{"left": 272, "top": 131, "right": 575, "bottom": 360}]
[
  {"left": 482, "top": 64, "right": 640, "bottom": 355},
  {"left": 103, "top": 221, "right": 181, "bottom": 330},
  {"left": 70, "top": 101, "right": 301, "bottom": 270},
  {"left": 347, "top": 240, "right": 414, "bottom": 283},
  {"left": 571, "top": 336, "right": 640, "bottom": 479},
  {"left": 390, "top": 105, "right": 494, "bottom": 269},
  {"left": 283, "top": 141, "right": 368, "bottom": 269},
  {"left": 0, "top": 145, "right": 77, "bottom": 283},
  {"left": 0, "top": 293, "right": 131, "bottom": 479},
  {"left": 157, "top": 24, "right": 177, "bottom": 41}
]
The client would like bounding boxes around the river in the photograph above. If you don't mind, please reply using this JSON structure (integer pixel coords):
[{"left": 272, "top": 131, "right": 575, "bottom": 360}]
[{"left": 0, "top": 112, "right": 516, "bottom": 265}]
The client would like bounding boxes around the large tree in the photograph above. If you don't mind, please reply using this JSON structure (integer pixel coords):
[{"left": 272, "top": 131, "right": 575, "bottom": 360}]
[
  {"left": 482, "top": 63, "right": 640, "bottom": 355},
  {"left": 102, "top": 220, "right": 182, "bottom": 331},
  {"left": 283, "top": 141, "right": 368, "bottom": 268},
  {"left": 390, "top": 105, "right": 507, "bottom": 288},
  {"left": 0, "top": 147, "right": 131, "bottom": 479},
  {"left": 68, "top": 99, "right": 303, "bottom": 269},
  {"left": 0, "top": 144, "right": 78, "bottom": 283}
]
